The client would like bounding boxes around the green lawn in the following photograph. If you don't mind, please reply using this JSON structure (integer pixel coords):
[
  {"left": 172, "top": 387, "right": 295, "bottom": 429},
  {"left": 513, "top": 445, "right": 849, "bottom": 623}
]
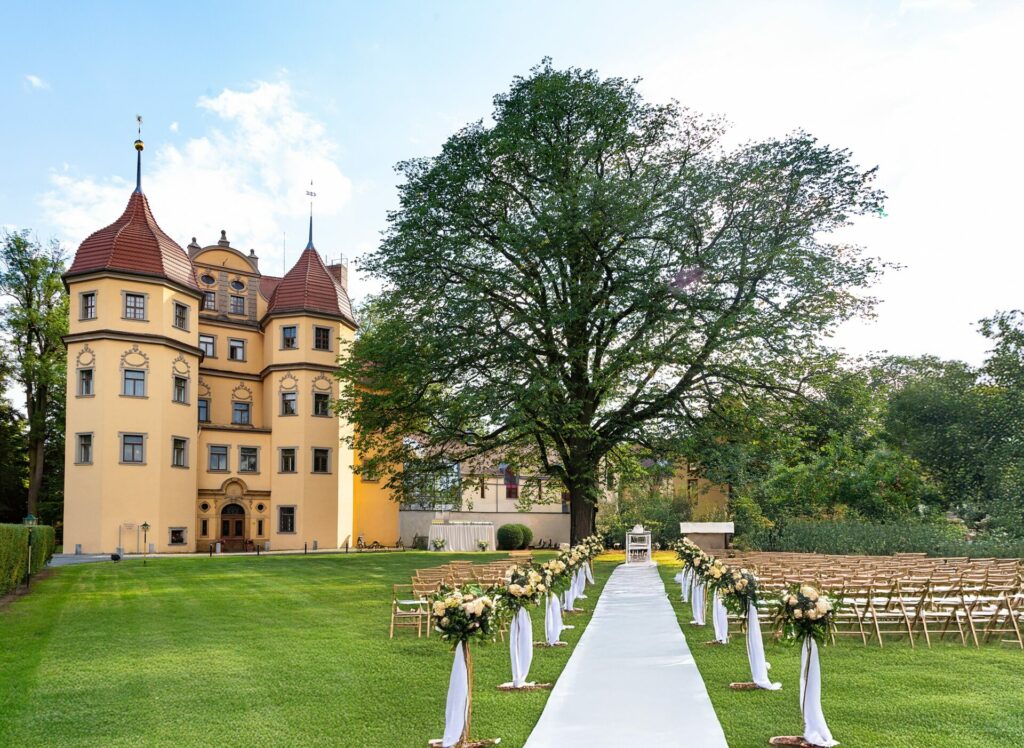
[
  {"left": 0, "top": 552, "right": 611, "bottom": 748},
  {"left": 657, "top": 563, "right": 1024, "bottom": 748}
]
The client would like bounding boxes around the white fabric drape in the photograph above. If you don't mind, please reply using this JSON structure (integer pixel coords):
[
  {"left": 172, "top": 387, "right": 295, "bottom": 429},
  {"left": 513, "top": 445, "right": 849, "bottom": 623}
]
[
  {"left": 585, "top": 560, "right": 595, "bottom": 584},
  {"left": 681, "top": 567, "right": 691, "bottom": 602},
  {"left": 545, "top": 592, "right": 563, "bottom": 645},
  {"left": 562, "top": 573, "right": 578, "bottom": 612},
  {"left": 428, "top": 523, "right": 496, "bottom": 552},
  {"left": 442, "top": 642, "right": 469, "bottom": 747},
  {"left": 674, "top": 571, "right": 683, "bottom": 583},
  {"left": 691, "top": 581, "right": 706, "bottom": 625},
  {"left": 575, "top": 568, "right": 588, "bottom": 599},
  {"left": 509, "top": 607, "right": 534, "bottom": 687},
  {"left": 712, "top": 590, "right": 729, "bottom": 643},
  {"left": 800, "top": 637, "right": 838, "bottom": 747},
  {"left": 746, "top": 604, "right": 781, "bottom": 690}
]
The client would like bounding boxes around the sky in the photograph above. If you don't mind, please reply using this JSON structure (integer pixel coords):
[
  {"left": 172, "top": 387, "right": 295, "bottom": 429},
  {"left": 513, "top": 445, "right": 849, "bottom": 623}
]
[{"left": 2, "top": 0, "right": 1022, "bottom": 366}]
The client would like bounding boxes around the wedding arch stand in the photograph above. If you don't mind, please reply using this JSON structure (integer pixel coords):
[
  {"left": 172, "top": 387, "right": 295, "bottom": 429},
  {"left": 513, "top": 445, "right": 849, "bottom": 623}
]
[{"left": 429, "top": 642, "right": 501, "bottom": 748}]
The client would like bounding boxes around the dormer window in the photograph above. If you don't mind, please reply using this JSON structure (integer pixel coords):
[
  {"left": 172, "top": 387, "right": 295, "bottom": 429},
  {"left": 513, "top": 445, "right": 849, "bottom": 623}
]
[{"left": 229, "top": 295, "right": 245, "bottom": 315}]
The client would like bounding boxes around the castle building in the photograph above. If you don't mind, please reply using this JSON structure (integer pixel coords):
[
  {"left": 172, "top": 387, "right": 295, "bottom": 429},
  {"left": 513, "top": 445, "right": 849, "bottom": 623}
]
[{"left": 62, "top": 140, "right": 397, "bottom": 553}]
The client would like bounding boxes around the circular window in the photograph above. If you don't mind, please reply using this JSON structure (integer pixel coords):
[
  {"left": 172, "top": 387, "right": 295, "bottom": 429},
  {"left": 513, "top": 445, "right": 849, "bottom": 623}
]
[
  {"left": 200, "top": 502, "right": 210, "bottom": 512},
  {"left": 230, "top": 280, "right": 245, "bottom": 291},
  {"left": 256, "top": 503, "right": 265, "bottom": 512},
  {"left": 201, "top": 274, "right": 215, "bottom": 285}
]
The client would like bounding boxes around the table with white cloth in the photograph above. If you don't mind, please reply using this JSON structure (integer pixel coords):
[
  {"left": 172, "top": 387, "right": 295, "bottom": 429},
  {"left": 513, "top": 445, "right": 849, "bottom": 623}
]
[{"left": 428, "top": 522, "right": 496, "bottom": 552}]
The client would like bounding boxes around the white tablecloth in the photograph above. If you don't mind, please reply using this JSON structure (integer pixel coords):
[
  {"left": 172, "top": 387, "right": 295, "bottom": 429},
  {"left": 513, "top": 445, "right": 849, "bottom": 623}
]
[{"left": 428, "top": 523, "right": 496, "bottom": 552}]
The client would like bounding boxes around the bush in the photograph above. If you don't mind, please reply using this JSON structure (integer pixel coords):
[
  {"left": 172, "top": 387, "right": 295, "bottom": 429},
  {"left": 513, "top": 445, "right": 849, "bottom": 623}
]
[
  {"left": 0, "top": 524, "right": 29, "bottom": 595},
  {"left": 30, "top": 525, "right": 56, "bottom": 570},
  {"left": 517, "top": 524, "right": 533, "bottom": 549},
  {"left": 497, "top": 524, "right": 524, "bottom": 551},
  {"left": 739, "top": 518, "right": 1024, "bottom": 558}
]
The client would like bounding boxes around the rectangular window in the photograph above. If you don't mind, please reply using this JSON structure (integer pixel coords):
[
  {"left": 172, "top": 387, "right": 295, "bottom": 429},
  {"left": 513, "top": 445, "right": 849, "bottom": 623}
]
[
  {"left": 281, "top": 325, "right": 298, "bottom": 349},
  {"left": 80, "top": 292, "right": 97, "bottom": 320},
  {"left": 124, "top": 293, "right": 146, "bottom": 320},
  {"left": 78, "top": 368, "right": 94, "bottom": 397},
  {"left": 198, "top": 398, "right": 210, "bottom": 423},
  {"left": 228, "top": 338, "right": 245, "bottom": 361},
  {"left": 229, "top": 295, "right": 245, "bottom": 315},
  {"left": 279, "top": 448, "right": 296, "bottom": 473},
  {"left": 313, "top": 326, "right": 331, "bottom": 351},
  {"left": 122, "top": 369, "right": 146, "bottom": 397},
  {"left": 202, "top": 291, "right": 216, "bottom": 311},
  {"left": 239, "top": 446, "right": 258, "bottom": 473},
  {"left": 173, "top": 302, "right": 189, "bottom": 330},
  {"left": 173, "top": 375, "right": 188, "bottom": 404},
  {"left": 76, "top": 433, "right": 93, "bottom": 464},
  {"left": 121, "top": 433, "right": 144, "bottom": 463},
  {"left": 279, "top": 506, "right": 296, "bottom": 533},
  {"left": 313, "top": 392, "right": 330, "bottom": 417},
  {"left": 200, "top": 518, "right": 209, "bottom": 537},
  {"left": 280, "top": 391, "right": 297, "bottom": 416},
  {"left": 257, "top": 519, "right": 264, "bottom": 536},
  {"left": 169, "top": 528, "right": 186, "bottom": 545},
  {"left": 208, "top": 445, "right": 228, "bottom": 472},
  {"left": 172, "top": 437, "right": 188, "bottom": 467},
  {"left": 312, "top": 448, "right": 330, "bottom": 474},
  {"left": 231, "top": 401, "right": 251, "bottom": 425},
  {"left": 199, "top": 334, "right": 215, "bottom": 358}
]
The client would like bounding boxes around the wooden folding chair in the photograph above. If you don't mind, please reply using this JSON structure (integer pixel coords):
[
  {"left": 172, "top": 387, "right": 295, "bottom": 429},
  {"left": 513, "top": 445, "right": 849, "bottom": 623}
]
[{"left": 390, "top": 584, "right": 429, "bottom": 638}]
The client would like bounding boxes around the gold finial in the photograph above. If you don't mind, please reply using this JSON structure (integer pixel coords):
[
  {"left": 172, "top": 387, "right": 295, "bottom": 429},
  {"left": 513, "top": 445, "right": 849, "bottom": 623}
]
[{"left": 134, "top": 114, "right": 144, "bottom": 151}]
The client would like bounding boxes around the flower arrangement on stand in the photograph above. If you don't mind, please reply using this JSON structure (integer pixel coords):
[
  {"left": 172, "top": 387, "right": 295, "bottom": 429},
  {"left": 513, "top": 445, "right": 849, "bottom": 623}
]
[
  {"left": 721, "top": 569, "right": 781, "bottom": 692},
  {"left": 558, "top": 546, "right": 586, "bottom": 614},
  {"left": 703, "top": 557, "right": 733, "bottom": 645},
  {"left": 432, "top": 538, "right": 447, "bottom": 551},
  {"left": 429, "top": 583, "right": 502, "bottom": 748},
  {"left": 537, "top": 557, "right": 572, "bottom": 646},
  {"left": 477, "top": 539, "right": 489, "bottom": 552},
  {"left": 496, "top": 564, "right": 551, "bottom": 691},
  {"left": 769, "top": 584, "right": 840, "bottom": 748},
  {"left": 683, "top": 545, "right": 710, "bottom": 626}
]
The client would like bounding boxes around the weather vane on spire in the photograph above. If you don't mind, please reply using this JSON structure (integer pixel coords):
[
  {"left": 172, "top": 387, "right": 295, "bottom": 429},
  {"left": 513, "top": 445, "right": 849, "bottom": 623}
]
[
  {"left": 305, "top": 179, "right": 317, "bottom": 250},
  {"left": 134, "top": 115, "right": 145, "bottom": 194}
]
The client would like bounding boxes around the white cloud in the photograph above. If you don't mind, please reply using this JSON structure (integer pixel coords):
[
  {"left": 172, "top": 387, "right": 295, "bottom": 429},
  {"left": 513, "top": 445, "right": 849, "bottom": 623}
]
[
  {"left": 41, "top": 81, "right": 352, "bottom": 276},
  {"left": 169, "top": 121, "right": 179, "bottom": 133},
  {"left": 24, "top": 74, "right": 49, "bottom": 90},
  {"left": 900, "top": 0, "right": 975, "bottom": 12}
]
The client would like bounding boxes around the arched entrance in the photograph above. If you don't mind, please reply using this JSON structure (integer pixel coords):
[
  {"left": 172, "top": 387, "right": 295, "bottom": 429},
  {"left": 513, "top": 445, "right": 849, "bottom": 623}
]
[{"left": 220, "top": 503, "right": 246, "bottom": 550}]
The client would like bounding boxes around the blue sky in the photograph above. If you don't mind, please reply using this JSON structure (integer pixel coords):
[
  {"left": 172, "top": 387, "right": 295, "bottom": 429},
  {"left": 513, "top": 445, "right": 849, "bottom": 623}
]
[{"left": 3, "top": 0, "right": 1023, "bottom": 364}]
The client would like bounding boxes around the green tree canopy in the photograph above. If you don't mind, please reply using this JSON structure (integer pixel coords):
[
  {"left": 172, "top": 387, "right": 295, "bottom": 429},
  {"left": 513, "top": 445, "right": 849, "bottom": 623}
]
[{"left": 337, "top": 61, "right": 886, "bottom": 540}]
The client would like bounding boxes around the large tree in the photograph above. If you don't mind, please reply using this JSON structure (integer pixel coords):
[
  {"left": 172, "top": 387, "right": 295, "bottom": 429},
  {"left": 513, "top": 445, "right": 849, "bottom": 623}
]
[
  {"left": 0, "top": 230, "right": 68, "bottom": 518},
  {"left": 338, "top": 61, "right": 886, "bottom": 541}
]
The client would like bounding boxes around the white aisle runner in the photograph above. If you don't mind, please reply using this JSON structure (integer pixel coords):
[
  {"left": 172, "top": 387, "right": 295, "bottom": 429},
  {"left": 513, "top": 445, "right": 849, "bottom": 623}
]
[{"left": 524, "top": 563, "right": 729, "bottom": 748}]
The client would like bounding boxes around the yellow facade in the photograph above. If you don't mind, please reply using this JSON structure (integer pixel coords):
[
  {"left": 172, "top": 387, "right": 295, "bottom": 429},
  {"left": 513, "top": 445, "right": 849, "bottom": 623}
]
[{"left": 63, "top": 226, "right": 396, "bottom": 553}]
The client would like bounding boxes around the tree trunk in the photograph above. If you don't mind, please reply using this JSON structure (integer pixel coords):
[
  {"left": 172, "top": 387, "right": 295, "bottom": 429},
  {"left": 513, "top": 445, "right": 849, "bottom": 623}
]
[
  {"left": 565, "top": 466, "right": 601, "bottom": 544},
  {"left": 26, "top": 434, "right": 43, "bottom": 517}
]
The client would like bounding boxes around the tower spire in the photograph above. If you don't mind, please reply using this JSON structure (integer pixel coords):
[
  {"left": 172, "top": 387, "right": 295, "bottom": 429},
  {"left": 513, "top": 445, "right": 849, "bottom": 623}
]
[
  {"left": 133, "top": 115, "right": 144, "bottom": 194},
  {"left": 305, "top": 180, "right": 317, "bottom": 250}
]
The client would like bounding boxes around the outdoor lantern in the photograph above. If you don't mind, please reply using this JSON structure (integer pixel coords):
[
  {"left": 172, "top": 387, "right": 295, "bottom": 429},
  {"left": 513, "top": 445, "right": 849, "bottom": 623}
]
[
  {"left": 22, "top": 513, "right": 37, "bottom": 526},
  {"left": 141, "top": 522, "right": 151, "bottom": 565}
]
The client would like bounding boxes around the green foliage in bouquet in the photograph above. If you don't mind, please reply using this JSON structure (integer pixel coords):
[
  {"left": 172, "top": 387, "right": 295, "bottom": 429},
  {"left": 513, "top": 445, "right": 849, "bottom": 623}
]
[
  {"left": 674, "top": 537, "right": 706, "bottom": 568},
  {"left": 429, "top": 583, "right": 501, "bottom": 646},
  {"left": 772, "top": 583, "right": 839, "bottom": 646},
  {"left": 500, "top": 564, "right": 547, "bottom": 614},
  {"left": 702, "top": 557, "right": 734, "bottom": 596},
  {"left": 720, "top": 567, "right": 760, "bottom": 617}
]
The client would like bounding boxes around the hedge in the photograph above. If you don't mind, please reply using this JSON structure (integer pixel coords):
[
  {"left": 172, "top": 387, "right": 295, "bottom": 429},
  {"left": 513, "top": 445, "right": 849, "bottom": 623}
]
[
  {"left": 517, "top": 524, "right": 534, "bottom": 549},
  {"left": 739, "top": 518, "right": 1024, "bottom": 559},
  {"left": 0, "top": 524, "right": 56, "bottom": 596},
  {"left": 497, "top": 524, "right": 524, "bottom": 551}
]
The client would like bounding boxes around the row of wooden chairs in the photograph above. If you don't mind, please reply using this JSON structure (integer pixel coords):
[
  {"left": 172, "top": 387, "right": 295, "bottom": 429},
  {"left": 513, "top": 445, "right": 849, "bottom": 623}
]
[
  {"left": 390, "top": 554, "right": 533, "bottom": 638},
  {"left": 710, "top": 551, "right": 1024, "bottom": 648}
]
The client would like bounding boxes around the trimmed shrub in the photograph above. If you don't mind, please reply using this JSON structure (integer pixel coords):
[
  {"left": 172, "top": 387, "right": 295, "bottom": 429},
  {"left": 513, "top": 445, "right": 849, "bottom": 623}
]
[
  {"left": 740, "top": 518, "right": 1024, "bottom": 559},
  {"left": 497, "top": 523, "right": 524, "bottom": 551},
  {"left": 30, "top": 525, "right": 56, "bottom": 570},
  {"left": 0, "top": 524, "right": 30, "bottom": 596},
  {"left": 517, "top": 524, "right": 534, "bottom": 549}
]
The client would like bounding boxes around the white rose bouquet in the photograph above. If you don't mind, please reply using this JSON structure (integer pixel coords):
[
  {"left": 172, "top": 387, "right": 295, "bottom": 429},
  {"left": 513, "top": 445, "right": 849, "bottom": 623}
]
[
  {"left": 539, "top": 557, "right": 571, "bottom": 594},
  {"left": 773, "top": 583, "right": 838, "bottom": 645},
  {"left": 500, "top": 564, "right": 546, "bottom": 614},
  {"left": 721, "top": 567, "right": 760, "bottom": 617},
  {"left": 702, "top": 557, "right": 733, "bottom": 596},
  {"left": 430, "top": 583, "right": 501, "bottom": 645}
]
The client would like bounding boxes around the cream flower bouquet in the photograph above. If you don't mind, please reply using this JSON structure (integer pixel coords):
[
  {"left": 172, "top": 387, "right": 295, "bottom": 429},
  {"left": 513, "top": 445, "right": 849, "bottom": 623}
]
[{"left": 773, "top": 583, "right": 838, "bottom": 645}]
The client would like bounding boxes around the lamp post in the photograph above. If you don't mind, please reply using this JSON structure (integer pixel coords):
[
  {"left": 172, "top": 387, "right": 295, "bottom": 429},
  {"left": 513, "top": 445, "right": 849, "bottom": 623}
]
[
  {"left": 23, "top": 514, "right": 37, "bottom": 588},
  {"left": 141, "top": 522, "right": 150, "bottom": 566}
]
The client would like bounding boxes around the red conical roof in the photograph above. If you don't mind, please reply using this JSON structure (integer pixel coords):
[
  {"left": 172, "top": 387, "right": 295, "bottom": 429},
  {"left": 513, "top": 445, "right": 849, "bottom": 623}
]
[
  {"left": 267, "top": 246, "right": 355, "bottom": 326},
  {"left": 65, "top": 191, "right": 199, "bottom": 292}
]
